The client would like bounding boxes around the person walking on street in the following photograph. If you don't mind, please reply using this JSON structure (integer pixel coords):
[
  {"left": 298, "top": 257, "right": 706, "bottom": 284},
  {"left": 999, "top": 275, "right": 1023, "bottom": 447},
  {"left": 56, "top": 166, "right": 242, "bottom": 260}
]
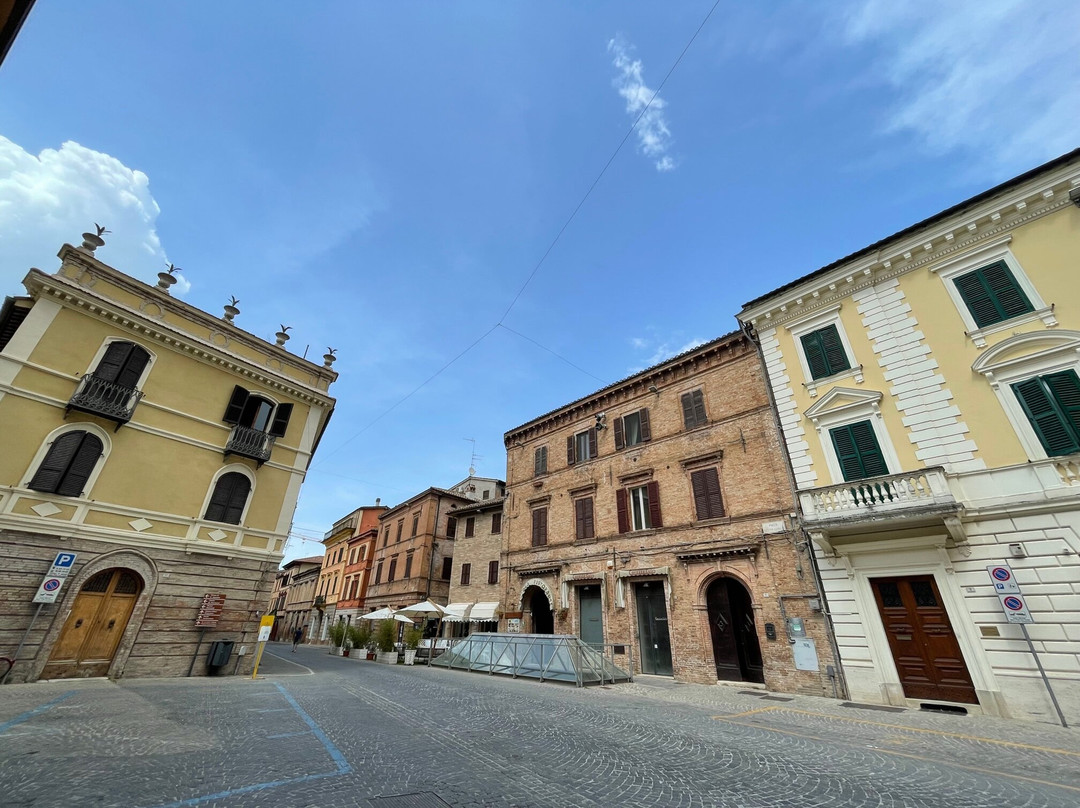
[{"left": 292, "top": 626, "right": 303, "bottom": 652}]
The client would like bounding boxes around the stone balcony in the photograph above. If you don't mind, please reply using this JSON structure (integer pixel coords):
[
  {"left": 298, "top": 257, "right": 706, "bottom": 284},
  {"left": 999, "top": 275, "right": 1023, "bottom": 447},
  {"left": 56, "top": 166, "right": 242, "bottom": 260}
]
[{"left": 799, "top": 467, "right": 962, "bottom": 543}]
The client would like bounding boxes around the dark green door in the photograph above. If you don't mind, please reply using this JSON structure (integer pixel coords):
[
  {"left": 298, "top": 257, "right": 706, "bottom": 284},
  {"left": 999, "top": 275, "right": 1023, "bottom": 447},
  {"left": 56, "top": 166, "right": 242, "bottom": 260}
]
[
  {"left": 634, "top": 581, "right": 673, "bottom": 676},
  {"left": 578, "top": 585, "right": 603, "bottom": 648}
]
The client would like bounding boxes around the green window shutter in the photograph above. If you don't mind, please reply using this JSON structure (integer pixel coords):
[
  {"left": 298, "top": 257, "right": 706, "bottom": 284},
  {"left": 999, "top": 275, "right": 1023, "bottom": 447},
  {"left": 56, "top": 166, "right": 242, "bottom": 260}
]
[
  {"left": 830, "top": 421, "right": 888, "bottom": 481},
  {"left": 954, "top": 261, "right": 1033, "bottom": 328},
  {"left": 802, "top": 326, "right": 850, "bottom": 380},
  {"left": 800, "top": 331, "right": 828, "bottom": 379},
  {"left": 1012, "top": 375, "right": 1080, "bottom": 456}
]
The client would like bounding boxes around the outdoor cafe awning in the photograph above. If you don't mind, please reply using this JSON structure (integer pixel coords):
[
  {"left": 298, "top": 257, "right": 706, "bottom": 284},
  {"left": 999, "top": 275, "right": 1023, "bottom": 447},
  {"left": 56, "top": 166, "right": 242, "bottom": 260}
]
[
  {"left": 469, "top": 602, "right": 500, "bottom": 622},
  {"left": 443, "top": 603, "right": 472, "bottom": 623}
]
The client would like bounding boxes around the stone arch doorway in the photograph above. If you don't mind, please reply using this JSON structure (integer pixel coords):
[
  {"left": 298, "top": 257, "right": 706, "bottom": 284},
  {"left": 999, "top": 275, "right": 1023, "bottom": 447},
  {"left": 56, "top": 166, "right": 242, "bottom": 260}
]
[
  {"left": 706, "top": 576, "right": 764, "bottom": 683},
  {"left": 42, "top": 568, "right": 144, "bottom": 679},
  {"left": 524, "top": 586, "right": 554, "bottom": 634}
]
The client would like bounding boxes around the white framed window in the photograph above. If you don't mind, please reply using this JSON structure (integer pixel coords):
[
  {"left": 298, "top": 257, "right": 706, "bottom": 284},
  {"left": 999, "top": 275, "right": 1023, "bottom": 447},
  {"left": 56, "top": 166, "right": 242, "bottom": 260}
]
[
  {"left": 200, "top": 464, "right": 257, "bottom": 526},
  {"left": 803, "top": 387, "right": 902, "bottom": 485},
  {"left": 786, "top": 305, "right": 863, "bottom": 397},
  {"left": 929, "top": 235, "right": 1056, "bottom": 348},
  {"left": 22, "top": 422, "right": 112, "bottom": 498},
  {"left": 972, "top": 330, "right": 1080, "bottom": 461}
]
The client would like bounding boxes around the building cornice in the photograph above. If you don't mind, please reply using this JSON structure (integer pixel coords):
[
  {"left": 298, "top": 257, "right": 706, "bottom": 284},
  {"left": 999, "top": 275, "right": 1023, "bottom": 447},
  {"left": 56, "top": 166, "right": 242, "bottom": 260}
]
[{"left": 740, "top": 163, "right": 1080, "bottom": 329}]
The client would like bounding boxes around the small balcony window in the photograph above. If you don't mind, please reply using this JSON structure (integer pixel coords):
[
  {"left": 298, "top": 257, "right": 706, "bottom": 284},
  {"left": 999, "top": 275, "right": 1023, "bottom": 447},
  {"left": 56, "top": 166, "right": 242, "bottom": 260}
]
[
  {"left": 221, "top": 385, "right": 293, "bottom": 465},
  {"left": 67, "top": 341, "right": 150, "bottom": 427}
]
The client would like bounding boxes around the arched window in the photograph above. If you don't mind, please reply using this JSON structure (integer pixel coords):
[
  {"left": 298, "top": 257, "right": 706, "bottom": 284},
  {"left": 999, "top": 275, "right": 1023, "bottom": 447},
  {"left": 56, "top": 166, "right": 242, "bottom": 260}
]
[
  {"left": 203, "top": 472, "right": 252, "bottom": 525},
  {"left": 28, "top": 431, "right": 104, "bottom": 497},
  {"left": 93, "top": 341, "right": 151, "bottom": 389},
  {"left": 222, "top": 386, "right": 292, "bottom": 437}
]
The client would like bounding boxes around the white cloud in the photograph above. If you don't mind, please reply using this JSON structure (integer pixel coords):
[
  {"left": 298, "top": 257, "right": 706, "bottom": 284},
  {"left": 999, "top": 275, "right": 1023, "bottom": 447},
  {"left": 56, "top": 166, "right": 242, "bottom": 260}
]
[
  {"left": 608, "top": 37, "right": 677, "bottom": 172},
  {"left": 837, "top": 0, "right": 1080, "bottom": 169},
  {"left": 628, "top": 332, "right": 706, "bottom": 373},
  {"left": 0, "top": 136, "right": 183, "bottom": 293}
]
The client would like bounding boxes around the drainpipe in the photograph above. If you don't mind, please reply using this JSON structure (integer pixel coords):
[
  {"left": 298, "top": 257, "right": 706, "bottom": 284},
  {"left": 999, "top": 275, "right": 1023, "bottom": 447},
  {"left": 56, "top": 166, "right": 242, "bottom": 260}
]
[{"left": 739, "top": 321, "right": 849, "bottom": 700}]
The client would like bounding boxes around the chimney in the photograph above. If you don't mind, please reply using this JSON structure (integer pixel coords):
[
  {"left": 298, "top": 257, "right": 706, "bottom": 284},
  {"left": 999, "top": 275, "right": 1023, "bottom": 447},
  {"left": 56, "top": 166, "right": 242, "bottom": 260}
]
[{"left": 375, "top": 498, "right": 381, "bottom": 506}]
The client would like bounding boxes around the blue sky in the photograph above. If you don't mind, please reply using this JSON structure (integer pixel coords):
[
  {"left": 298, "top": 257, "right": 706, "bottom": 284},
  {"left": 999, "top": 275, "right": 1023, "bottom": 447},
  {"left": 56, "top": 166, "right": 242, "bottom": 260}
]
[{"left": 2, "top": 1, "right": 1078, "bottom": 561}]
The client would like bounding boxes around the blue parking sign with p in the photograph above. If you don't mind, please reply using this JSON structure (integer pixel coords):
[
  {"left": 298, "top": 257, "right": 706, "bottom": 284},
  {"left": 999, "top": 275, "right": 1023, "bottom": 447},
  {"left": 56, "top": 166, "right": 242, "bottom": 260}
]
[{"left": 54, "top": 553, "right": 76, "bottom": 568}]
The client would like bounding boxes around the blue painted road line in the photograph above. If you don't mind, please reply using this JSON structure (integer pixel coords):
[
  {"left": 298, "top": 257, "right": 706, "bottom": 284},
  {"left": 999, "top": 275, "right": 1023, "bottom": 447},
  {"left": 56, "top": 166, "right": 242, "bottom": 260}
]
[
  {"left": 267, "top": 730, "right": 313, "bottom": 739},
  {"left": 0, "top": 691, "right": 75, "bottom": 735},
  {"left": 147, "top": 682, "right": 350, "bottom": 808},
  {"left": 248, "top": 708, "right": 291, "bottom": 713}
]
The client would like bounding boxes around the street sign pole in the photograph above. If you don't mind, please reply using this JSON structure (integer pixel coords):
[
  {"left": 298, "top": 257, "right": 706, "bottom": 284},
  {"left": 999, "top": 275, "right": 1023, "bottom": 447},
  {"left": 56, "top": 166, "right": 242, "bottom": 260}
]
[
  {"left": 251, "top": 615, "right": 275, "bottom": 679},
  {"left": 1, "top": 603, "right": 43, "bottom": 685},
  {"left": 3, "top": 552, "right": 79, "bottom": 684},
  {"left": 1020, "top": 623, "right": 1068, "bottom": 728}
]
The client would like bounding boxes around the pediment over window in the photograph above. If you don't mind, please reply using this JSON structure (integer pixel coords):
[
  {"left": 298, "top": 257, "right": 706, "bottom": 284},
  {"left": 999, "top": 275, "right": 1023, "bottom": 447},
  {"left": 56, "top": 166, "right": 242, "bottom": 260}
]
[
  {"left": 803, "top": 386, "right": 883, "bottom": 420},
  {"left": 972, "top": 329, "right": 1080, "bottom": 377}
]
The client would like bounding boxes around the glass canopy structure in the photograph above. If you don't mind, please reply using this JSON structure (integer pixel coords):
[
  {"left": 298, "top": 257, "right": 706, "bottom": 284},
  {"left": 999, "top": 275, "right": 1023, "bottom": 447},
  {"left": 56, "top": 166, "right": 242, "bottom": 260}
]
[{"left": 432, "top": 633, "right": 632, "bottom": 686}]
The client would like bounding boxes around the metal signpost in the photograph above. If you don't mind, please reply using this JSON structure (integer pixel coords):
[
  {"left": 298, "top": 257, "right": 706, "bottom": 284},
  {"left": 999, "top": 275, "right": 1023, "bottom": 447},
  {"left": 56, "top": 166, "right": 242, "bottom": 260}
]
[
  {"left": 250, "top": 615, "right": 275, "bottom": 679},
  {"left": 986, "top": 564, "right": 1067, "bottom": 727},
  {"left": 3, "top": 552, "right": 78, "bottom": 684},
  {"left": 188, "top": 593, "right": 227, "bottom": 676}
]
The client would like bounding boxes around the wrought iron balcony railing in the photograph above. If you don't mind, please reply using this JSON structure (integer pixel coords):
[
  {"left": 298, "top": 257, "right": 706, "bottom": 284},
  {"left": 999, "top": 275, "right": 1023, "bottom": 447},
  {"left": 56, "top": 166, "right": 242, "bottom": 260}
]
[
  {"left": 224, "top": 424, "right": 275, "bottom": 465},
  {"left": 314, "top": 595, "right": 326, "bottom": 610},
  {"left": 66, "top": 375, "right": 144, "bottom": 426},
  {"left": 799, "top": 467, "right": 956, "bottom": 524}
]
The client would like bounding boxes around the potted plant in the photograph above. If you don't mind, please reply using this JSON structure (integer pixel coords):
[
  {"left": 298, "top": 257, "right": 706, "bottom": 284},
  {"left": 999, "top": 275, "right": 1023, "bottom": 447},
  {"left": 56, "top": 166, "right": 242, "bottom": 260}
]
[
  {"left": 347, "top": 624, "right": 371, "bottom": 660},
  {"left": 375, "top": 619, "right": 397, "bottom": 664},
  {"left": 402, "top": 625, "right": 422, "bottom": 665},
  {"left": 327, "top": 622, "right": 348, "bottom": 656}
]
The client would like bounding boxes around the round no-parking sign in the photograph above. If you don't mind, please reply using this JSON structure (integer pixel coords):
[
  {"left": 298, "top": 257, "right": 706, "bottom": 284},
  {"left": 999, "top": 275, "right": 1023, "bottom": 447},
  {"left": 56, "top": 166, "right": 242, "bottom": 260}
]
[
  {"left": 986, "top": 564, "right": 1021, "bottom": 593},
  {"left": 42, "top": 578, "right": 61, "bottom": 592}
]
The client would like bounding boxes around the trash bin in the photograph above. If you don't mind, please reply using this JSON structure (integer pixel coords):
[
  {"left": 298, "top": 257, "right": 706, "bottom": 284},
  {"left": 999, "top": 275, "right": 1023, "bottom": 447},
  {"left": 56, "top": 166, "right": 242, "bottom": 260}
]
[{"left": 206, "top": 640, "right": 234, "bottom": 670}]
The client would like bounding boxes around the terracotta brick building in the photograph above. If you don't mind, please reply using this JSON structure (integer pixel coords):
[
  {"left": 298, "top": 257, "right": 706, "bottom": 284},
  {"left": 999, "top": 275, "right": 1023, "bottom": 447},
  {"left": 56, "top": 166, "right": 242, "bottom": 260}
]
[
  {"left": 502, "top": 331, "right": 839, "bottom": 694},
  {"left": 333, "top": 503, "right": 388, "bottom": 625},
  {"left": 445, "top": 494, "right": 506, "bottom": 634}
]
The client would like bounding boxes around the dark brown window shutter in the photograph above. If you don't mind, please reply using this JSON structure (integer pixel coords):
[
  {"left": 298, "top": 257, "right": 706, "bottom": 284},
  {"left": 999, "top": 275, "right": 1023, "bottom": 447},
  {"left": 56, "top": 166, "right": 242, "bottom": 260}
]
[
  {"left": 55, "top": 434, "right": 104, "bottom": 497},
  {"left": 442, "top": 557, "right": 453, "bottom": 579},
  {"left": 575, "top": 498, "right": 586, "bottom": 539},
  {"left": 566, "top": 435, "right": 576, "bottom": 465},
  {"left": 535, "top": 446, "right": 547, "bottom": 475},
  {"left": 404, "top": 553, "right": 413, "bottom": 578},
  {"left": 223, "top": 385, "right": 249, "bottom": 424},
  {"left": 613, "top": 415, "right": 625, "bottom": 450},
  {"left": 92, "top": 341, "right": 133, "bottom": 384},
  {"left": 28, "top": 432, "right": 83, "bottom": 492},
  {"left": 582, "top": 497, "right": 594, "bottom": 539},
  {"left": 639, "top": 408, "right": 651, "bottom": 441},
  {"left": 204, "top": 472, "right": 251, "bottom": 524},
  {"left": 692, "top": 390, "right": 707, "bottom": 426},
  {"left": 446, "top": 517, "right": 457, "bottom": 538},
  {"left": 465, "top": 517, "right": 475, "bottom": 538},
  {"left": 460, "top": 563, "right": 471, "bottom": 585},
  {"left": 374, "top": 561, "right": 383, "bottom": 583},
  {"left": 532, "top": 508, "right": 548, "bottom": 546},
  {"left": 646, "top": 481, "right": 663, "bottom": 528},
  {"left": 691, "top": 469, "right": 710, "bottom": 520},
  {"left": 680, "top": 392, "right": 695, "bottom": 428},
  {"left": 704, "top": 468, "right": 724, "bottom": 518},
  {"left": 268, "top": 403, "right": 293, "bottom": 438},
  {"left": 488, "top": 560, "right": 499, "bottom": 585},
  {"left": 491, "top": 512, "right": 502, "bottom": 534},
  {"left": 616, "top": 488, "right": 629, "bottom": 534},
  {"left": 588, "top": 427, "right": 598, "bottom": 458}
]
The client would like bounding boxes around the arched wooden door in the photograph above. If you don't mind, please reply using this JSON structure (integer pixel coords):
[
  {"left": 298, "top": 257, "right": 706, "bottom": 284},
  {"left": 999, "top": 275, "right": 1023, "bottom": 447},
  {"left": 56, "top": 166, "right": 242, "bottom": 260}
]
[
  {"left": 42, "top": 569, "right": 142, "bottom": 679},
  {"left": 707, "top": 577, "right": 764, "bottom": 683}
]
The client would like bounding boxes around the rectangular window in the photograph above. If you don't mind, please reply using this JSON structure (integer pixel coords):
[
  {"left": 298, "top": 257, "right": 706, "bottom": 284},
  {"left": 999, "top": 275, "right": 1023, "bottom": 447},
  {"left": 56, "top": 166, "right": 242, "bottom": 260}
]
[
  {"left": 680, "top": 390, "right": 708, "bottom": 429},
  {"left": 411, "top": 514, "right": 419, "bottom": 536},
  {"left": 531, "top": 507, "right": 548, "bottom": 547},
  {"left": 800, "top": 324, "right": 851, "bottom": 380},
  {"left": 464, "top": 516, "right": 475, "bottom": 538},
  {"left": 830, "top": 421, "right": 889, "bottom": 481},
  {"left": 615, "top": 408, "right": 651, "bottom": 450},
  {"left": 482, "top": 490, "right": 490, "bottom": 500},
  {"left": 534, "top": 445, "right": 548, "bottom": 475},
  {"left": 446, "top": 516, "right": 457, "bottom": 538},
  {"left": 1012, "top": 370, "right": 1080, "bottom": 456},
  {"left": 690, "top": 467, "right": 725, "bottom": 520},
  {"left": 954, "top": 260, "right": 1034, "bottom": 328},
  {"left": 404, "top": 551, "right": 413, "bottom": 579},
  {"left": 487, "top": 560, "right": 499, "bottom": 585},
  {"left": 567, "top": 428, "right": 598, "bottom": 465},
  {"left": 382, "top": 527, "right": 389, "bottom": 548},
  {"left": 617, "top": 482, "right": 662, "bottom": 533},
  {"left": 441, "top": 557, "right": 453, "bottom": 580},
  {"left": 374, "top": 561, "right": 383, "bottom": 584},
  {"left": 491, "top": 512, "right": 502, "bottom": 534},
  {"left": 387, "top": 556, "right": 398, "bottom": 582},
  {"left": 574, "top": 497, "right": 595, "bottom": 540},
  {"left": 460, "top": 563, "right": 471, "bottom": 585},
  {"left": 396, "top": 520, "right": 403, "bottom": 542}
]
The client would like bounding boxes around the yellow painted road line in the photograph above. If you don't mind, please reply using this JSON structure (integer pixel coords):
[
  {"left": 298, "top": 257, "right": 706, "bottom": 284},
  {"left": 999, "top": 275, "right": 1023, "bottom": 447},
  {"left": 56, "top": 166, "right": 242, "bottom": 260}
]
[
  {"left": 713, "top": 717, "right": 1080, "bottom": 795},
  {"left": 771, "top": 707, "right": 1080, "bottom": 758}
]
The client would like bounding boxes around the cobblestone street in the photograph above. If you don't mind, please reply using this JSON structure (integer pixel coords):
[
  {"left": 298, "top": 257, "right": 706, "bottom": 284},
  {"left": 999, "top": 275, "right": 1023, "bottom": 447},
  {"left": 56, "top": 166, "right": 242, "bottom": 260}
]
[{"left": 1, "top": 642, "right": 1078, "bottom": 808}]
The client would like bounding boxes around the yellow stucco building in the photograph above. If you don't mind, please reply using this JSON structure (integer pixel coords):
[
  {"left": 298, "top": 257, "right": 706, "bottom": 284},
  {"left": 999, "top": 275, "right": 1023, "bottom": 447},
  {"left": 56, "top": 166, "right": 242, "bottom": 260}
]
[
  {"left": 0, "top": 233, "right": 336, "bottom": 681},
  {"left": 739, "top": 149, "right": 1080, "bottom": 723}
]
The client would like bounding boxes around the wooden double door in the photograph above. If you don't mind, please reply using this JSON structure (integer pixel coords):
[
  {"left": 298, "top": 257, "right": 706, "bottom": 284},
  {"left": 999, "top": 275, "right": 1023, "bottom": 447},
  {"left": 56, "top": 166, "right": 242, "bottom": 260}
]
[
  {"left": 42, "top": 569, "right": 142, "bottom": 679},
  {"left": 707, "top": 577, "right": 764, "bottom": 683},
  {"left": 870, "top": 575, "right": 977, "bottom": 704}
]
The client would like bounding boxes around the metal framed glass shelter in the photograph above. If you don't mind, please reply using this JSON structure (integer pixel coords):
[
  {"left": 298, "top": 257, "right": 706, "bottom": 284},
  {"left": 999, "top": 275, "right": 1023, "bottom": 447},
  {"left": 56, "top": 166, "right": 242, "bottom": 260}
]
[{"left": 431, "top": 633, "right": 632, "bottom": 686}]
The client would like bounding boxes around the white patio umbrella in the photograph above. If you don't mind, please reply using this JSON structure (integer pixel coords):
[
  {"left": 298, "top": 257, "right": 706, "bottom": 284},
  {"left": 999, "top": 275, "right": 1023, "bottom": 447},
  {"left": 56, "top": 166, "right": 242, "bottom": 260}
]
[
  {"left": 360, "top": 606, "right": 413, "bottom": 624},
  {"left": 395, "top": 600, "right": 450, "bottom": 665}
]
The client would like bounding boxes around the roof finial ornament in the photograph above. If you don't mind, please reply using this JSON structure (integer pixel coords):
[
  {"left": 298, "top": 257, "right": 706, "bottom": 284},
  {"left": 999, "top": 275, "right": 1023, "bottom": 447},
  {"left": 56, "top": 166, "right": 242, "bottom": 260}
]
[
  {"left": 275, "top": 324, "right": 292, "bottom": 346},
  {"left": 223, "top": 296, "right": 240, "bottom": 323},
  {"left": 80, "top": 223, "right": 111, "bottom": 253},
  {"left": 157, "top": 262, "right": 183, "bottom": 293},
  {"left": 323, "top": 347, "right": 337, "bottom": 368}
]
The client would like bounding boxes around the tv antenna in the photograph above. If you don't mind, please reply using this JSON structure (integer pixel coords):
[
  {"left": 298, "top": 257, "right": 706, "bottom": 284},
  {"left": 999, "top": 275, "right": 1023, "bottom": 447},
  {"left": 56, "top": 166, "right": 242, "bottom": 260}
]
[{"left": 464, "top": 438, "right": 481, "bottom": 476}]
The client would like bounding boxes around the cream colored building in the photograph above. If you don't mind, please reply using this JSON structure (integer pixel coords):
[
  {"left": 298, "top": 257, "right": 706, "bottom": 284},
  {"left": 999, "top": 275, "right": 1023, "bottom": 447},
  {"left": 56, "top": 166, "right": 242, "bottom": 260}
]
[
  {"left": 0, "top": 235, "right": 336, "bottom": 681},
  {"left": 738, "top": 149, "right": 1080, "bottom": 722}
]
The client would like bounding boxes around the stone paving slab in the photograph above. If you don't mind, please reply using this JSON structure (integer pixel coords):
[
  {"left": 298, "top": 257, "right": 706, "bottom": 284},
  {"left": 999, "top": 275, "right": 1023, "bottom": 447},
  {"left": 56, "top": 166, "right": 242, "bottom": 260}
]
[{"left": 0, "top": 644, "right": 1077, "bottom": 807}]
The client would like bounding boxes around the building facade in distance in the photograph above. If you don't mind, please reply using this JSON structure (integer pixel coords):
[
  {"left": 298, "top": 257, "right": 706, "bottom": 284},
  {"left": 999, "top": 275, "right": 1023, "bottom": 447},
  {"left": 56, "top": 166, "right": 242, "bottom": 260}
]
[
  {"left": 0, "top": 235, "right": 336, "bottom": 681},
  {"left": 444, "top": 493, "right": 506, "bottom": 634},
  {"left": 738, "top": 150, "right": 1080, "bottom": 722},
  {"left": 273, "top": 555, "right": 322, "bottom": 641},
  {"left": 331, "top": 503, "right": 387, "bottom": 627},
  {"left": 502, "top": 333, "right": 838, "bottom": 693}
]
